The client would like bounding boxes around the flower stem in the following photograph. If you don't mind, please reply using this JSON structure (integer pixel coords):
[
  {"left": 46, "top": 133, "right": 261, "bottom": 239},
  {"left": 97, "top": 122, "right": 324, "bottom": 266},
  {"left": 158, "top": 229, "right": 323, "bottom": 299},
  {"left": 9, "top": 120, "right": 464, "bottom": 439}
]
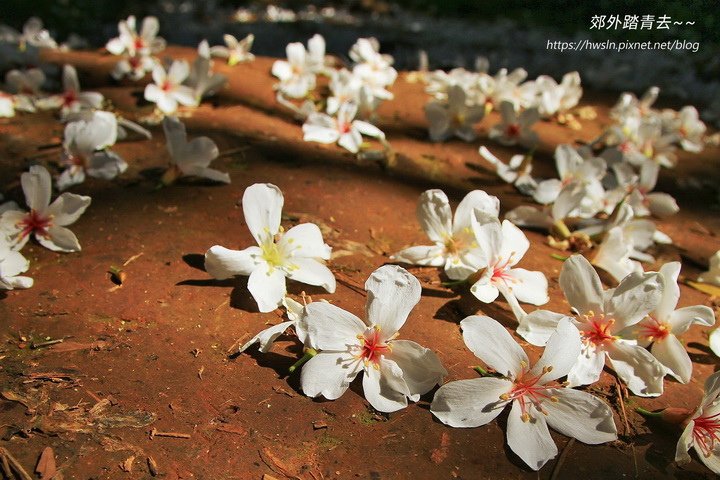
[
  {"left": 441, "top": 279, "right": 468, "bottom": 287},
  {"left": 552, "top": 219, "right": 572, "bottom": 240},
  {"left": 635, "top": 407, "right": 663, "bottom": 418},
  {"left": 550, "top": 253, "right": 569, "bottom": 261},
  {"left": 473, "top": 365, "right": 489, "bottom": 376},
  {"left": 288, "top": 348, "right": 317, "bottom": 373}
]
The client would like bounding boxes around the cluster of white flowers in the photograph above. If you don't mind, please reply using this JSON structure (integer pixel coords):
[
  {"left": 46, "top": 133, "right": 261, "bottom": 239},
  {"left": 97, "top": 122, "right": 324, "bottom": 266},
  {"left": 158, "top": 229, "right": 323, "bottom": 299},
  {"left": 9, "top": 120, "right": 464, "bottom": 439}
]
[
  {"left": 106, "top": 16, "right": 166, "bottom": 81},
  {"left": 272, "top": 35, "right": 393, "bottom": 155}
]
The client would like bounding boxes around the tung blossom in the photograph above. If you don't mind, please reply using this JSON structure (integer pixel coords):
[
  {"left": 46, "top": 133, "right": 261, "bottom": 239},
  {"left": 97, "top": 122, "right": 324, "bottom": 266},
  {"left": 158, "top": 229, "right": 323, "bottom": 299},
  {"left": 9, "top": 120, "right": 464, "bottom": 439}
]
[
  {"left": 424, "top": 84, "right": 485, "bottom": 142},
  {"left": 488, "top": 101, "right": 539, "bottom": 148},
  {"left": 391, "top": 189, "right": 499, "bottom": 281},
  {"left": 0, "top": 165, "right": 91, "bottom": 252},
  {"left": 431, "top": 316, "right": 617, "bottom": 471},
  {"left": 204, "top": 183, "right": 335, "bottom": 313},
  {"left": 676, "top": 371, "right": 720, "bottom": 474},
  {"left": 271, "top": 35, "right": 325, "bottom": 99},
  {"left": 105, "top": 15, "right": 165, "bottom": 57},
  {"left": 302, "top": 102, "right": 384, "bottom": 154},
  {"left": 36, "top": 65, "right": 103, "bottom": 118},
  {"left": 210, "top": 34, "right": 255, "bottom": 66},
  {"left": 698, "top": 250, "right": 720, "bottom": 287},
  {"left": 144, "top": 60, "right": 197, "bottom": 114},
  {"left": 161, "top": 116, "right": 229, "bottom": 184},
  {"left": 519, "top": 254, "right": 666, "bottom": 396},
  {"left": 0, "top": 235, "right": 33, "bottom": 290},
  {"left": 301, "top": 265, "right": 447, "bottom": 412},
  {"left": 625, "top": 262, "right": 715, "bottom": 383}
]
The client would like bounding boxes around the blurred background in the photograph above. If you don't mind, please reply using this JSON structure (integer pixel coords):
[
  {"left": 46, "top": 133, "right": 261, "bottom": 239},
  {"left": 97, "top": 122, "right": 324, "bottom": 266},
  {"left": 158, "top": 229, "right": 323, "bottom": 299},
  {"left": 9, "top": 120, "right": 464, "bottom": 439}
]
[{"left": 1, "top": 0, "right": 719, "bottom": 109}]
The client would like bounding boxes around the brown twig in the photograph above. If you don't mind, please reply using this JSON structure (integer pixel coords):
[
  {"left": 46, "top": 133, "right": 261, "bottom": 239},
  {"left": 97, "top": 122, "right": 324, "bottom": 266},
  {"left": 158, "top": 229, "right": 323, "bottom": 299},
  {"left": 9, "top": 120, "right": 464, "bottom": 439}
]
[
  {"left": 615, "top": 377, "right": 630, "bottom": 436},
  {"left": 550, "top": 438, "right": 575, "bottom": 480},
  {"left": 333, "top": 271, "right": 366, "bottom": 297},
  {"left": 30, "top": 338, "right": 65, "bottom": 349},
  {"left": 149, "top": 428, "right": 191, "bottom": 439},
  {"left": 0, "top": 447, "right": 34, "bottom": 480}
]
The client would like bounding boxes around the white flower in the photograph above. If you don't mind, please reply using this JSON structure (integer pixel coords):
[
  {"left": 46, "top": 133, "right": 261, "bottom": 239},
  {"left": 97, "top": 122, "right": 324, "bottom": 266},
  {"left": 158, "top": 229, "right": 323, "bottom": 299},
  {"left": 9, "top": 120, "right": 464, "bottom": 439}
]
[
  {"left": 271, "top": 36, "right": 324, "bottom": 99},
  {"left": 35, "top": 65, "right": 103, "bottom": 118},
  {"left": 58, "top": 110, "right": 127, "bottom": 190},
  {"left": 424, "top": 84, "right": 485, "bottom": 142},
  {"left": 302, "top": 102, "right": 384, "bottom": 154},
  {"left": 505, "top": 181, "right": 588, "bottom": 233},
  {"left": 105, "top": 15, "right": 165, "bottom": 57},
  {"left": 186, "top": 40, "right": 227, "bottom": 101},
  {"left": 326, "top": 69, "right": 362, "bottom": 116},
  {"left": 431, "top": 316, "right": 617, "bottom": 471},
  {"left": 470, "top": 212, "right": 549, "bottom": 319},
  {"left": 0, "top": 235, "right": 33, "bottom": 289},
  {"left": 518, "top": 254, "right": 666, "bottom": 396},
  {"left": 676, "top": 371, "right": 720, "bottom": 474},
  {"left": 161, "top": 116, "right": 229, "bottom": 184},
  {"left": 204, "top": 183, "right": 335, "bottom": 313},
  {"left": 698, "top": 251, "right": 720, "bottom": 287},
  {"left": 210, "top": 34, "right": 255, "bottom": 66},
  {"left": 16, "top": 17, "right": 57, "bottom": 49},
  {"left": 301, "top": 265, "right": 447, "bottom": 412},
  {"left": 623, "top": 262, "right": 715, "bottom": 383},
  {"left": 391, "top": 189, "right": 499, "bottom": 281},
  {"left": 111, "top": 54, "right": 155, "bottom": 81},
  {"left": 671, "top": 106, "right": 706, "bottom": 153},
  {"left": 144, "top": 60, "right": 198, "bottom": 114},
  {"left": 611, "top": 160, "right": 679, "bottom": 218},
  {"left": 0, "top": 165, "right": 91, "bottom": 252},
  {"left": 478, "top": 146, "right": 537, "bottom": 196},
  {"left": 5, "top": 68, "right": 45, "bottom": 95},
  {"left": 534, "top": 71, "right": 582, "bottom": 117},
  {"left": 488, "top": 101, "right": 539, "bottom": 148},
  {"left": 0, "top": 91, "right": 14, "bottom": 117},
  {"left": 349, "top": 37, "right": 397, "bottom": 90}
]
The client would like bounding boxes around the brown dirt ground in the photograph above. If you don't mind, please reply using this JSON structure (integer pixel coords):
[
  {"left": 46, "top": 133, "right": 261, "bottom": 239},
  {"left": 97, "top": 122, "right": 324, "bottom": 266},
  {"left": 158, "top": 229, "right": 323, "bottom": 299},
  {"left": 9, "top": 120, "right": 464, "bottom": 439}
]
[{"left": 0, "top": 46, "right": 719, "bottom": 479}]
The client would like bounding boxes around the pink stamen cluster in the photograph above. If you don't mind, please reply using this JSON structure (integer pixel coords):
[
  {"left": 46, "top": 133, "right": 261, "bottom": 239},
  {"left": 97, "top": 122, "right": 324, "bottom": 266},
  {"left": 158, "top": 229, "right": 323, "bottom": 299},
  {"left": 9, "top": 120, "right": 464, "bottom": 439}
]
[
  {"left": 500, "top": 363, "right": 558, "bottom": 423},
  {"left": 18, "top": 209, "right": 52, "bottom": 239},
  {"left": 693, "top": 412, "right": 720, "bottom": 458},
  {"left": 357, "top": 326, "right": 391, "bottom": 367}
]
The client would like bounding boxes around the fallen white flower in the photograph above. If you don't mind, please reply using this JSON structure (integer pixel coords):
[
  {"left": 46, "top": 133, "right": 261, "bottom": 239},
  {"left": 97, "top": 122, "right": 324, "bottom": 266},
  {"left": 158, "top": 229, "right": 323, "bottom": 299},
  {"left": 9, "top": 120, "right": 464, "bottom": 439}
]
[{"left": 161, "top": 116, "right": 229, "bottom": 184}]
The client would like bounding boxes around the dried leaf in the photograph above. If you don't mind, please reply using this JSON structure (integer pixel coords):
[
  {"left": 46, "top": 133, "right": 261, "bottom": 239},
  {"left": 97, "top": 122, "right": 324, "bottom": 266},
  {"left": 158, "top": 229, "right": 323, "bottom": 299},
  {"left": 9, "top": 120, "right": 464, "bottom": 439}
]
[
  {"left": 119, "top": 455, "right": 134, "bottom": 473},
  {"left": 35, "top": 447, "right": 56, "bottom": 480},
  {"left": 686, "top": 280, "right": 720, "bottom": 297}
]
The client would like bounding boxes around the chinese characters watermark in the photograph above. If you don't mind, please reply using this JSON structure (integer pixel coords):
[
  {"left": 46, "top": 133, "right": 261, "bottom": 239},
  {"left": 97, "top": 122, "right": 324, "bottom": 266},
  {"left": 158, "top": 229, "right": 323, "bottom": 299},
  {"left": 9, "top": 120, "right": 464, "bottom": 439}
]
[{"left": 589, "top": 15, "right": 694, "bottom": 30}]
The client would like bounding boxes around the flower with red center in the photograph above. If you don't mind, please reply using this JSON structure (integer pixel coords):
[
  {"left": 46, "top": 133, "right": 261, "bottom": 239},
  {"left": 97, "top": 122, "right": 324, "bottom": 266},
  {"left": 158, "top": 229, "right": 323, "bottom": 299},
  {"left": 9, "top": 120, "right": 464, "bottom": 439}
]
[
  {"left": 676, "top": 370, "right": 720, "bottom": 474},
  {"left": 300, "top": 265, "right": 446, "bottom": 413},
  {"left": 144, "top": 61, "right": 197, "bottom": 115},
  {"left": 488, "top": 100, "right": 539, "bottom": 148},
  {"left": 626, "top": 262, "right": 715, "bottom": 384},
  {"left": 470, "top": 212, "right": 548, "bottom": 321},
  {"left": 518, "top": 254, "right": 666, "bottom": 397},
  {"left": 37, "top": 65, "right": 103, "bottom": 118},
  {"left": 424, "top": 84, "right": 485, "bottom": 142},
  {"left": 302, "top": 102, "right": 385, "bottom": 154},
  {"left": 0, "top": 165, "right": 91, "bottom": 252},
  {"left": 390, "top": 188, "right": 499, "bottom": 282},
  {"left": 105, "top": 15, "right": 165, "bottom": 58},
  {"left": 432, "top": 316, "right": 617, "bottom": 471}
]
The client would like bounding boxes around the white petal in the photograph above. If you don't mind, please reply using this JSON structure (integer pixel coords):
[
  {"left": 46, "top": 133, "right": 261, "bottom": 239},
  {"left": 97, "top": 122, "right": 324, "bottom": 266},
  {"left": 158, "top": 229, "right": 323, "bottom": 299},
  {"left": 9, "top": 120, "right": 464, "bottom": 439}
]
[
  {"left": 697, "top": 443, "right": 720, "bottom": 474},
  {"left": 709, "top": 329, "right": 720, "bottom": 358},
  {"left": 470, "top": 278, "right": 499, "bottom": 303},
  {"left": 303, "top": 301, "right": 365, "bottom": 351},
  {"left": 430, "top": 377, "right": 512, "bottom": 427},
  {"left": 239, "top": 320, "right": 295, "bottom": 353},
  {"left": 567, "top": 345, "right": 606, "bottom": 387},
  {"left": 460, "top": 315, "right": 527, "bottom": 378},
  {"left": 247, "top": 264, "right": 287, "bottom": 313},
  {"left": 669, "top": 306, "right": 716, "bottom": 334},
  {"left": 303, "top": 122, "right": 340, "bottom": 145},
  {"left": 504, "top": 206, "right": 552, "bottom": 230},
  {"left": 21, "top": 165, "right": 52, "bottom": 211},
  {"left": 365, "top": 265, "right": 421, "bottom": 338},
  {"left": 530, "top": 318, "right": 581, "bottom": 381},
  {"left": 417, "top": 189, "right": 453, "bottom": 243},
  {"left": 144, "top": 83, "right": 162, "bottom": 103},
  {"left": 453, "top": 190, "right": 500, "bottom": 233},
  {"left": 533, "top": 179, "right": 562, "bottom": 205},
  {"left": 544, "top": 388, "right": 617, "bottom": 444},
  {"left": 46, "top": 193, "right": 91, "bottom": 226},
  {"left": 389, "top": 339, "right": 447, "bottom": 396},
  {"left": 606, "top": 341, "right": 665, "bottom": 397},
  {"left": 285, "top": 257, "right": 335, "bottom": 293},
  {"left": 280, "top": 223, "right": 331, "bottom": 260},
  {"left": 156, "top": 94, "right": 178, "bottom": 114},
  {"left": 559, "top": 254, "right": 604, "bottom": 315},
  {"left": 651, "top": 334, "right": 692, "bottom": 383},
  {"left": 647, "top": 193, "right": 679, "bottom": 218},
  {"left": 243, "top": 183, "right": 283, "bottom": 244},
  {"left": 338, "top": 130, "right": 362, "bottom": 154},
  {"left": 353, "top": 120, "right": 384, "bottom": 139},
  {"left": 605, "top": 272, "right": 663, "bottom": 329},
  {"left": 301, "top": 352, "right": 362, "bottom": 400},
  {"left": 38, "top": 225, "right": 81, "bottom": 252},
  {"left": 363, "top": 360, "right": 410, "bottom": 413},
  {"left": 675, "top": 423, "right": 694, "bottom": 465},
  {"left": 167, "top": 60, "right": 189, "bottom": 85},
  {"left": 271, "top": 60, "right": 293, "bottom": 81},
  {"left": 181, "top": 166, "right": 230, "bottom": 184},
  {"left": 655, "top": 261, "right": 680, "bottom": 320},
  {"left": 87, "top": 151, "right": 127, "bottom": 180},
  {"left": 204, "top": 245, "right": 261, "bottom": 279},
  {"left": 506, "top": 268, "right": 548, "bottom": 305},
  {"left": 390, "top": 245, "right": 445, "bottom": 267},
  {"left": 506, "top": 400, "right": 557, "bottom": 471},
  {"left": 517, "top": 310, "right": 566, "bottom": 347},
  {"left": 499, "top": 220, "right": 530, "bottom": 263}
]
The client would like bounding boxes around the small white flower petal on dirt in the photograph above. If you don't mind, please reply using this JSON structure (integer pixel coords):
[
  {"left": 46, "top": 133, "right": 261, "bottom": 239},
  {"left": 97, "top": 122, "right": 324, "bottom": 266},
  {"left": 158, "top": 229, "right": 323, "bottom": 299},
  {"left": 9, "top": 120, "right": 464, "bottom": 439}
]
[
  {"left": 391, "top": 189, "right": 498, "bottom": 281},
  {"left": 431, "top": 316, "right": 616, "bottom": 471},
  {"left": 239, "top": 297, "right": 307, "bottom": 354},
  {"left": 162, "top": 116, "right": 229, "bottom": 184},
  {"left": 144, "top": 61, "right": 198, "bottom": 115},
  {"left": 210, "top": 34, "right": 255, "bottom": 66},
  {"left": 302, "top": 102, "right": 384, "bottom": 154},
  {"left": 204, "top": 183, "right": 335, "bottom": 313},
  {"left": 478, "top": 146, "right": 537, "bottom": 196},
  {"left": 0, "top": 165, "right": 90, "bottom": 252},
  {"left": 300, "top": 265, "right": 446, "bottom": 412},
  {"left": 698, "top": 251, "right": 720, "bottom": 287},
  {"left": 676, "top": 371, "right": 720, "bottom": 474},
  {"left": 0, "top": 235, "right": 33, "bottom": 289}
]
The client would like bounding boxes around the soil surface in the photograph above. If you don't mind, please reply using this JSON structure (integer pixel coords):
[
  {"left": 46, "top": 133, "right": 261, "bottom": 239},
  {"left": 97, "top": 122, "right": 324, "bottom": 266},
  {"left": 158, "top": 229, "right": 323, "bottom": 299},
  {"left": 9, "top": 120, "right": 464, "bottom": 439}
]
[{"left": 1, "top": 46, "right": 719, "bottom": 479}]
